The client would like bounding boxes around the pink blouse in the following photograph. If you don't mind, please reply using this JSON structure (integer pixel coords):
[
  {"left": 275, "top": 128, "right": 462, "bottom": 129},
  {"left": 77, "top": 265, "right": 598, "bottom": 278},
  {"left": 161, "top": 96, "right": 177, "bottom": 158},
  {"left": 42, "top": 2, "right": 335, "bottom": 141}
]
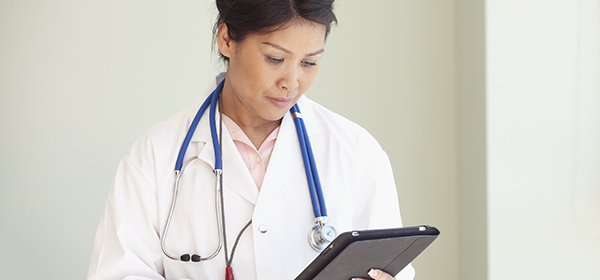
[{"left": 222, "top": 114, "right": 280, "bottom": 190}]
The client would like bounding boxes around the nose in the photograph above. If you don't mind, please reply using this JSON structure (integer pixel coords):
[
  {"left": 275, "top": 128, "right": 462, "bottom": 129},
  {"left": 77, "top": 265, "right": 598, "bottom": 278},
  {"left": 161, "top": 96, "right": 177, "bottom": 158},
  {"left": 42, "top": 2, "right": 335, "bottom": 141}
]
[{"left": 277, "top": 65, "right": 300, "bottom": 91}]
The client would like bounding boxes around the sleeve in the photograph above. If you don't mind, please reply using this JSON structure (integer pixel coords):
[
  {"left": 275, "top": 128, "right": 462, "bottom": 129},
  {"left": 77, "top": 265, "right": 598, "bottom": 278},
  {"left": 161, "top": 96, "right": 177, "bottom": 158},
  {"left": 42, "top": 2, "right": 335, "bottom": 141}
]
[
  {"left": 87, "top": 156, "right": 165, "bottom": 280},
  {"left": 353, "top": 148, "right": 416, "bottom": 280}
]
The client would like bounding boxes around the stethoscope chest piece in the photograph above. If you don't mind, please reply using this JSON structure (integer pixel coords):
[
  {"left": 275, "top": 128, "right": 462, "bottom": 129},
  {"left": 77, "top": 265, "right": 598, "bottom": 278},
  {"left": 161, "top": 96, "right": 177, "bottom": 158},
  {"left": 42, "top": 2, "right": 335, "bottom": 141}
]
[{"left": 308, "top": 218, "right": 338, "bottom": 251}]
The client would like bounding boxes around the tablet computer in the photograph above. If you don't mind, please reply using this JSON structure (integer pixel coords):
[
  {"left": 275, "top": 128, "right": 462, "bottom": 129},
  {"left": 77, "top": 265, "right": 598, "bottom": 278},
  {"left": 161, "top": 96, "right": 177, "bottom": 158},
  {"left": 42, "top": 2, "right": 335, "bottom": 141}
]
[{"left": 295, "top": 225, "right": 440, "bottom": 280}]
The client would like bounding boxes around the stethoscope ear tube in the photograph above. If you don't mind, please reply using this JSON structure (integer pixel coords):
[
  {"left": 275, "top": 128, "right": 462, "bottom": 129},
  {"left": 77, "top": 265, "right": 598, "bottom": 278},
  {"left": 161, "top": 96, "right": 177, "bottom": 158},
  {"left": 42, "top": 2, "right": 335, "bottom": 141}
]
[
  {"left": 164, "top": 79, "right": 227, "bottom": 262},
  {"left": 161, "top": 158, "right": 224, "bottom": 262}
]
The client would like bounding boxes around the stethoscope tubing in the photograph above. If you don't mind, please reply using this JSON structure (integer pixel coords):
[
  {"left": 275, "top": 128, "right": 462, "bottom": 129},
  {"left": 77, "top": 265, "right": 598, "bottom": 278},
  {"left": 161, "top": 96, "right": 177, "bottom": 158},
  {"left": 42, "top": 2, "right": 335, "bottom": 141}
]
[
  {"left": 290, "top": 104, "right": 328, "bottom": 219},
  {"left": 164, "top": 79, "right": 334, "bottom": 262},
  {"left": 174, "top": 80, "right": 226, "bottom": 172},
  {"left": 162, "top": 157, "right": 224, "bottom": 261},
  {"left": 209, "top": 82, "right": 222, "bottom": 170},
  {"left": 164, "top": 80, "right": 226, "bottom": 262}
]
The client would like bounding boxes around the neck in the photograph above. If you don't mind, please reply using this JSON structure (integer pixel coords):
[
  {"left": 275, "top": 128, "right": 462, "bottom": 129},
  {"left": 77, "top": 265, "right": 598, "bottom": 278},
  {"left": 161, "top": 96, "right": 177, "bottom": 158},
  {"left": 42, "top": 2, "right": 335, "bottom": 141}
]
[
  {"left": 221, "top": 90, "right": 281, "bottom": 150},
  {"left": 224, "top": 111, "right": 281, "bottom": 149}
]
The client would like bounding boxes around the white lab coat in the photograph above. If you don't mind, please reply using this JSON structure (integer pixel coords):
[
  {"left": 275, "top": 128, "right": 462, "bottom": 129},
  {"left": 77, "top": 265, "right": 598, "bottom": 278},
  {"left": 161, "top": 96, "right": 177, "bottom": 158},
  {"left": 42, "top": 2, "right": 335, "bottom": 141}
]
[{"left": 87, "top": 75, "right": 415, "bottom": 280}]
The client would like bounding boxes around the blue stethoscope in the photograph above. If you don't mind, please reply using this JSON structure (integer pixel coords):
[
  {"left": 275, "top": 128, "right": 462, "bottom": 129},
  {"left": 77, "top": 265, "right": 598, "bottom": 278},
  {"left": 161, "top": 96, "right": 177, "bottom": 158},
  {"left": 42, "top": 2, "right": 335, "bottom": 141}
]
[{"left": 160, "top": 79, "right": 337, "bottom": 263}]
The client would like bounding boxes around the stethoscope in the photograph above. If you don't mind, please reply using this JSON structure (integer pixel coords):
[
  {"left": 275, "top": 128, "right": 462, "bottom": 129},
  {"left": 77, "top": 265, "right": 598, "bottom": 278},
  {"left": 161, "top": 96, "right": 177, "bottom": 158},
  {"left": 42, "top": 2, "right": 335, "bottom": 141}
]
[{"left": 161, "top": 78, "right": 337, "bottom": 263}]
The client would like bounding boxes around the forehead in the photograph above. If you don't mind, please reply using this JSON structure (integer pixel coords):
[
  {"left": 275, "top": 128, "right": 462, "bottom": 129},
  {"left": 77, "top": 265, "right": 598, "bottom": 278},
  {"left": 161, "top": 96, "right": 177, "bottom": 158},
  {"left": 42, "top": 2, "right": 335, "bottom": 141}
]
[{"left": 244, "top": 20, "right": 327, "bottom": 53}]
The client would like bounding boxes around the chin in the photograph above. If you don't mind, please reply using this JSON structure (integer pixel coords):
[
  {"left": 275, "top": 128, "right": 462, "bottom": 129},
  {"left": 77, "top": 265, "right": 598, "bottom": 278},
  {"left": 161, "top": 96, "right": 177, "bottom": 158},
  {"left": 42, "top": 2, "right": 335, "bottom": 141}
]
[{"left": 262, "top": 110, "right": 288, "bottom": 122}]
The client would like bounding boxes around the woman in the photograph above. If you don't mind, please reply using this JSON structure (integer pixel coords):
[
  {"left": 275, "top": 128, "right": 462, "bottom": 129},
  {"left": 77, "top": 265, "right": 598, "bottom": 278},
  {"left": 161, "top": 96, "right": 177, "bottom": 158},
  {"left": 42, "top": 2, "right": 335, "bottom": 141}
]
[{"left": 87, "top": 0, "right": 415, "bottom": 279}]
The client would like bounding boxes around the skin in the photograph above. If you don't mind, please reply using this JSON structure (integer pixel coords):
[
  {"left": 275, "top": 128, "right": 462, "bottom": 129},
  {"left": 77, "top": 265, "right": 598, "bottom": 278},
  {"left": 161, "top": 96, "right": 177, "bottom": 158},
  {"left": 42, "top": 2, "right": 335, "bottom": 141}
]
[
  {"left": 353, "top": 268, "right": 396, "bottom": 280},
  {"left": 217, "top": 19, "right": 325, "bottom": 149},
  {"left": 217, "top": 19, "right": 396, "bottom": 280}
]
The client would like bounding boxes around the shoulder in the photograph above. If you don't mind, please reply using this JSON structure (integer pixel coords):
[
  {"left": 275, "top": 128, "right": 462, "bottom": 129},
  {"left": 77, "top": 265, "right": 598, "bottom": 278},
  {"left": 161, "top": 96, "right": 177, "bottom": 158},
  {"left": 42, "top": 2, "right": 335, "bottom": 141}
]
[
  {"left": 299, "top": 96, "right": 382, "bottom": 150},
  {"left": 122, "top": 77, "right": 217, "bottom": 172},
  {"left": 299, "top": 98, "right": 388, "bottom": 170}
]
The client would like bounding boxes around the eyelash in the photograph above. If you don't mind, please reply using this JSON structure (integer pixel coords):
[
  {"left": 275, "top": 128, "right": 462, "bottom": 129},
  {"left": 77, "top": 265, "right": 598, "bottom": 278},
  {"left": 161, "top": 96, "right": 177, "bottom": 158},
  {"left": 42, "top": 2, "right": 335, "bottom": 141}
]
[
  {"left": 266, "top": 56, "right": 317, "bottom": 67},
  {"left": 266, "top": 56, "right": 283, "bottom": 64},
  {"left": 302, "top": 60, "right": 317, "bottom": 67}
]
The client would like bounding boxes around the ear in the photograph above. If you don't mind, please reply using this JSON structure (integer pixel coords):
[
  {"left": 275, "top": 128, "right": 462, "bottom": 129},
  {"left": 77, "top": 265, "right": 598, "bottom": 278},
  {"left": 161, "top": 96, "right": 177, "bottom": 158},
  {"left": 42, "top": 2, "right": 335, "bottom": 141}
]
[{"left": 217, "top": 23, "right": 234, "bottom": 58}]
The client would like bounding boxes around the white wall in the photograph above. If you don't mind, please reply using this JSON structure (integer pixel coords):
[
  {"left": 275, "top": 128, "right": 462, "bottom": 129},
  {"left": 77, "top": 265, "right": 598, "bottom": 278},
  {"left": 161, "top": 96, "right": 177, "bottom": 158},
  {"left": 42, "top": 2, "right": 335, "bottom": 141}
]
[
  {"left": 0, "top": 1, "right": 217, "bottom": 278},
  {"left": 311, "top": 1, "right": 458, "bottom": 279},
  {"left": 486, "top": 0, "right": 600, "bottom": 279},
  {"left": 0, "top": 1, "right": 458, "bottom": 279}
]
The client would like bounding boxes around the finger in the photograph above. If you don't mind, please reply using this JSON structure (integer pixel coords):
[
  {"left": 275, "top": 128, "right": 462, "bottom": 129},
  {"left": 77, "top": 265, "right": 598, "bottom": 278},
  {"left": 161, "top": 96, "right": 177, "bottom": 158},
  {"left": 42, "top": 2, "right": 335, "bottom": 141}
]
[{"left": 367, "top": 268, "right": 395, "bottom": 280}]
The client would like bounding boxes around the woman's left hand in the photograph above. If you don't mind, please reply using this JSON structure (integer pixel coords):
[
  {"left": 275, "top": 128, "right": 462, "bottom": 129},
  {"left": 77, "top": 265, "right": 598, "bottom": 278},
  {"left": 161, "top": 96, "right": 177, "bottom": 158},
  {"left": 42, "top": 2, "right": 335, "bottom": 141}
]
[{"left": 351, "top": 268, "right": 394, "bottom": 280}]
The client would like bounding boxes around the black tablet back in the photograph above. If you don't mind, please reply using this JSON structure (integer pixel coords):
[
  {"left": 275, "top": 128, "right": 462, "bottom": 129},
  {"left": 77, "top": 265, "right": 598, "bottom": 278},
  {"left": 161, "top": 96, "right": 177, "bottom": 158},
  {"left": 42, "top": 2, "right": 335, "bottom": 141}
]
[{"left": 295, "top": 225, "right": 440, "bottom": 280}]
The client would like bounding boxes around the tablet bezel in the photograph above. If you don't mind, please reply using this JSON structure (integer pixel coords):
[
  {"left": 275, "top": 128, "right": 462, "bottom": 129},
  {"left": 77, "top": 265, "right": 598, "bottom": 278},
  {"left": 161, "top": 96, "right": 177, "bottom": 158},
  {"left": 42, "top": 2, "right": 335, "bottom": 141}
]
[{"left": 295, "top": 225, "right": 440, "bottom": 280}]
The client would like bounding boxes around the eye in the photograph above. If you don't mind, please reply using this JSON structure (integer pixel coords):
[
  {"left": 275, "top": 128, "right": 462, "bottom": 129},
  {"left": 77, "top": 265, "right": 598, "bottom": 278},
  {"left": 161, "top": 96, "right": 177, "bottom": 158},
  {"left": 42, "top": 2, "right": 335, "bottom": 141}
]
[
  {"left": 266, "top": 55, "right": 283, "bottom": 64},
  {"left": 301, "top": 60, "right": 317, "bottom": 67}
]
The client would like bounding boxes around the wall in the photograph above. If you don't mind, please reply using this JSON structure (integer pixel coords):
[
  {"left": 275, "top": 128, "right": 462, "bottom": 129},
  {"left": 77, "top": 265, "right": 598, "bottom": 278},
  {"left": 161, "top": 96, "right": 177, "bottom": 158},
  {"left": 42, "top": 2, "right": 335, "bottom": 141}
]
[
  {"left": 0, "top": 1, "right": 217, "bottom": 278},
  {"left": 311, "top": 1, "right": 458, "bottom": 279},
  {"left": 0, "top": 1, "right": 458, "bottom": 279},
  {"left": 456, "top": 0, "right": 488, "bottom": 280},
  {"left": 486, "top": 0, "right": 600, "bottom": 279}
]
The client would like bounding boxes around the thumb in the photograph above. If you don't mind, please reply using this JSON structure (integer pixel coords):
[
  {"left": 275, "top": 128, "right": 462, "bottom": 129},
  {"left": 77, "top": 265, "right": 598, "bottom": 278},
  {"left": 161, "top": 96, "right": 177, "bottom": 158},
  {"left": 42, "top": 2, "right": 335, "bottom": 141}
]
[{"left": 367, "top": 268, "right": 392, "bottom": 280}]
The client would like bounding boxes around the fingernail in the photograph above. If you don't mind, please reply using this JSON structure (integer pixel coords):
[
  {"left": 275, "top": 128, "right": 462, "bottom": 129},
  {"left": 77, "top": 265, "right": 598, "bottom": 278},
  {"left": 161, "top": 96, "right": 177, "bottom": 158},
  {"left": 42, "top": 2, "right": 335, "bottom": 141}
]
[{"left": 368, "top": 269, "right": 378, "bottom": 277}]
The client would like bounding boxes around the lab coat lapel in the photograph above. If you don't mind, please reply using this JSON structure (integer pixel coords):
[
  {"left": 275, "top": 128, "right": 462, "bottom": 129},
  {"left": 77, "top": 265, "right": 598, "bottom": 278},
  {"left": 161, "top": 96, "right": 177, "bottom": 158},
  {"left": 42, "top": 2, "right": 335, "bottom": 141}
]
[
  {"left": 195, "top": 109, "right": 259, "bottom": 205},
  {"left": 196, "top": 96, "right": 317, "bottom": 208},
  {"left": 195, "top": 112, "right": 215, "bottom": 168},
  {"left": 191, "top": 76, "right": 218, "bottom": 168},
  {"left": 256, "top": 98, "right": 317, "bottom": 211},
  {"left": 220, "top": 124, "right": 260, "bottom": 205}
]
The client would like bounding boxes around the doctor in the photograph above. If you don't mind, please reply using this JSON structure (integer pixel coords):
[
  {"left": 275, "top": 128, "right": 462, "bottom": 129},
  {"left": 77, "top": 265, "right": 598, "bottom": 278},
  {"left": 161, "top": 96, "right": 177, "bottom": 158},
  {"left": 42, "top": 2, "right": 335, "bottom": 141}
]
[{"left": 87, "top": 0, "right": 415, "bottom": 279}]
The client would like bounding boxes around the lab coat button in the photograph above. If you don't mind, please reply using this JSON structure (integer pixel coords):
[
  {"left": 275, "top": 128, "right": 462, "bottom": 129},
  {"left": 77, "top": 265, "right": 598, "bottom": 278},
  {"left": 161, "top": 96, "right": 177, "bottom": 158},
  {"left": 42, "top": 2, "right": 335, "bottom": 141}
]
[
  {"left": 258, "top": 224, "right": 268, "bottom": 233},
  {"left": 255, "top": 156, "right": 261, "bottom": 163}
]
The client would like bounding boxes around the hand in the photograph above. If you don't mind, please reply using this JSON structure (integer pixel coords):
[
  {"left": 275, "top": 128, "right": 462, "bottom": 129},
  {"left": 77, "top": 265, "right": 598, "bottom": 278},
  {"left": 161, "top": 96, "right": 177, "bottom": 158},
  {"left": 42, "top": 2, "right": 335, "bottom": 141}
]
[{"left": 351, "top": 268, "right": 395, "bottom": 280}]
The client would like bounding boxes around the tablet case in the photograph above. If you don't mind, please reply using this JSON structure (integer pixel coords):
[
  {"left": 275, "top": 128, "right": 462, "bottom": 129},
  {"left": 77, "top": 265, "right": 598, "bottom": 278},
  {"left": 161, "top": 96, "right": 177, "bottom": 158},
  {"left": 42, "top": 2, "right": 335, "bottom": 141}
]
[{"left": 295, "top": 225, "right": 440, "bottom": 280}]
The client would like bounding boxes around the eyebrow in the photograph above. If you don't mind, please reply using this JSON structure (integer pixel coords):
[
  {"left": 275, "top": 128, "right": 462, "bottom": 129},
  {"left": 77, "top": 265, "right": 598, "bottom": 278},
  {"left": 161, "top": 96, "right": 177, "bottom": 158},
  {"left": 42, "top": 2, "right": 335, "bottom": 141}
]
[{"left": 261, "top": 42, "right": 325, "bottom": 57}]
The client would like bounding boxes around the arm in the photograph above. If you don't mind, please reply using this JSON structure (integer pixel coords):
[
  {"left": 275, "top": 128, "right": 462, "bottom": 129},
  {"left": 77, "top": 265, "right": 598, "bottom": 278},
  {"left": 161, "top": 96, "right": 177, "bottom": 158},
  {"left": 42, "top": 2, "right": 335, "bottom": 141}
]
[
  {"left": 352, "top": 148, "right": 416, "bottom": 280},
  {"left": 87, "top": 157, "right": 165, "bottom": 280}
]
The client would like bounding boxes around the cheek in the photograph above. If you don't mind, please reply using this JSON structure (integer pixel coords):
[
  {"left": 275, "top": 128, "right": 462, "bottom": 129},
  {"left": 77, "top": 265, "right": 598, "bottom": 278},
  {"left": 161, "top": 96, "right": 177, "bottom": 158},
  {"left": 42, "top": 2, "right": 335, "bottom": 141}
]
[
  {"left": 299, "top": 67, "right": 320, "bottom": 92},
  {"left": 240, "top": 57, "right": 271, "bottom": 89}
]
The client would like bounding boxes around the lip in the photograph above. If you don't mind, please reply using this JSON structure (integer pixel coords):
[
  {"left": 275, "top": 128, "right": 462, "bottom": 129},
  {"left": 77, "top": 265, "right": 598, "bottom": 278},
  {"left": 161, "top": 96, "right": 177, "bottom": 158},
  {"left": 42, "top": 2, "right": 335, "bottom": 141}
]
[{"left": 266, "top": 97, "right": 293, "bottom": 108}]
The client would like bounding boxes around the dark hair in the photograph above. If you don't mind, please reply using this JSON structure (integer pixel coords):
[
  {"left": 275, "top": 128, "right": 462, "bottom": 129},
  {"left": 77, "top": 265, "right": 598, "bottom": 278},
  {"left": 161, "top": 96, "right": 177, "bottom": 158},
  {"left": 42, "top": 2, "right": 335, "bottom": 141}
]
[{"left": 213, "top": 0, "right": 337, "bottom": 62}]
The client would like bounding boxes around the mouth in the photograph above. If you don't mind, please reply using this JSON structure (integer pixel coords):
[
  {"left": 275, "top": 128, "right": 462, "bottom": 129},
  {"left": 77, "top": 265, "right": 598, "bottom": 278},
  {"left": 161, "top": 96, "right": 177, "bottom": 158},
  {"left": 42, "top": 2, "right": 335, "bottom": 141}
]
[{"left": 266, "top": 97, "right": 294, "bottom": 108}]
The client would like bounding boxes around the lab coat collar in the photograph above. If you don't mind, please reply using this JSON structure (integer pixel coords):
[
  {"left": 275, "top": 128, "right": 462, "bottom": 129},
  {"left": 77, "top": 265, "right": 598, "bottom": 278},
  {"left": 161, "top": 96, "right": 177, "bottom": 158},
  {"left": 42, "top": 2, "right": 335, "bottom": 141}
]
[
  {"left": 188, "top": 73, "right": 223, "bottom": 145},
  {"left": 187, "top": 73, "right": 317, "bottom": 143},
  {"left": 255, "top": 95, "right": 317, "bottom": 212},
  {"left": 188, "top": 75, "right": 258, "bottom": 204},
  {"left": 188, "top": 74, "right": 318, "bottom": 206},
  {"left": 194, "top": 110, "right": 260, "bottom": 205}
]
